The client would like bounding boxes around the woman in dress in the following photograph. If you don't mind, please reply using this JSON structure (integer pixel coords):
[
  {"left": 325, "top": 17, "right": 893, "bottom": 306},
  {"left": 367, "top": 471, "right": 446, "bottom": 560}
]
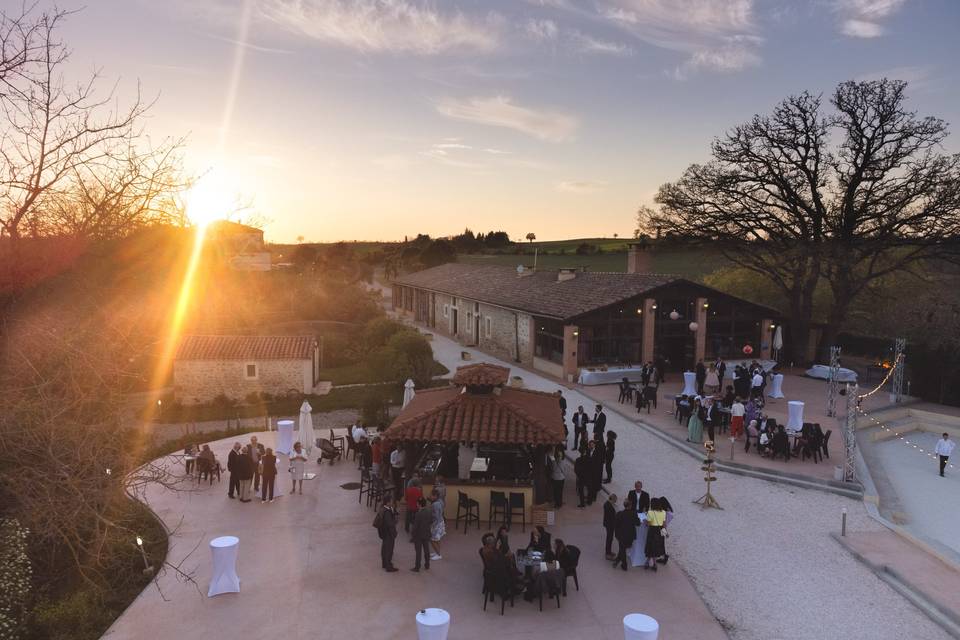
[
  {"left": 290, "top": 441, "right": 308, "bottom": 494},
  {"left": 429, "top": 488, "right": 445, "bottom": 560},
  {"left": 705, "top": 366, "right": 720, "bottom": 393},
  {"left": 687, "top": 398, "right": 704, "bottom": 443},
  {"left": 644, "top": 498, "right": 667, "bottom": 572}
]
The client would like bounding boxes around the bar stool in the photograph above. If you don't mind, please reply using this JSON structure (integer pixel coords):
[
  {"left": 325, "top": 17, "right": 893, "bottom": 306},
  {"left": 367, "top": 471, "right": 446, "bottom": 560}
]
[
  {"left": 455, "top": 491, "right": 480, "bottom": 533},
  {"left": 488, "top": 490, "right": 508, "bottom": 528}
]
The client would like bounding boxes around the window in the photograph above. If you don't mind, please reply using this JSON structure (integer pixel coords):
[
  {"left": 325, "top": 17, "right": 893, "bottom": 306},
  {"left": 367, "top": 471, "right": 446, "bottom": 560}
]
[
  {"left": 443, "top": 304, "right": 449, "bottom": 318},
  {"left": 485, "top": 316, "right": 492, "bottom": 338},
  {"left": 244, "top": 363, "right": 258, "bottom": 379},
  {"left": 534, "top": 318, "right": 565, "bottom": 364}
]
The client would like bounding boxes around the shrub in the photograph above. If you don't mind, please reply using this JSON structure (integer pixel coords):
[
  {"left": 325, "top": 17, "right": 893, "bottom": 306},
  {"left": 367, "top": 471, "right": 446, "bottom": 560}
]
[
  {"left": 385, "top": 331, "right": 435, "bottom": 387},
  {"left": 0, "top": 518, "right": 31, "bottom": 640}
]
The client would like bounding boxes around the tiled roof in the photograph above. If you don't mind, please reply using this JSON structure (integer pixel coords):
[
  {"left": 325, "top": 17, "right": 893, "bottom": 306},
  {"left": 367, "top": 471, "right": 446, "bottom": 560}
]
[
  {"left": 393, "top": 263, "right": 678, "bottom": 320},
  {"left": 383, "top": 384, "right": 565, "bottom": 446},
  {"left": 175, "top": 335, "right": 315, "bottom": 361},
  {"left": 452, "top": 363, "right": 511, "bottom": 386}
]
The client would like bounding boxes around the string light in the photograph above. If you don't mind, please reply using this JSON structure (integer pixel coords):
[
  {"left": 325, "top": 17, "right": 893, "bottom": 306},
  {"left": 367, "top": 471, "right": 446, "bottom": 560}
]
[
  {"left": 858, "top": 407, "right": 954, "bottom": 470},
  {"left": 856, "top": 353, "right": 904, "bottom": 401}
]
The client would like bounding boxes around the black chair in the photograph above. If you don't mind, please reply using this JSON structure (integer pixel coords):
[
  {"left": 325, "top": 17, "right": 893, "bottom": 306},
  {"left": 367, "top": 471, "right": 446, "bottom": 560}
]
[
  {"left": 456, "top": 491, "right": 480, "bottom": 533},
  {"left": 359, "top": 468, "right": 371, "bottom": 504},
  {"left": 344, "top": 434, "right": 358, "bottom": 461},
  {"left": 480, "top": 549, "right": 515, "bottom": 615},
  {"left": 537, "top": 572, "right": 562, "bottom": 611},
  {"left": 561, "top": 545, "right": 580, "bottom": 596},
  {"left": 489, "top": 491, "right": 508, "bottom": 527},
  {"left": 367, "top": 475, "right": 384, "bottom": 508},
  {"left": 507, "top": 492, "right": 526, "bottom": 532},
  {"left": 329, "top": 429, "right": 344, "bottom": 457},
  {"left": 822, "top": 429, "right": 832, "bottom": 459}
]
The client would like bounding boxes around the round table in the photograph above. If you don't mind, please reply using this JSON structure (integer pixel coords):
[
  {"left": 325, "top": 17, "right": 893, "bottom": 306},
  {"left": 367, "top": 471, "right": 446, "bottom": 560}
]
[
  {"left": 208, "top": 536, "right": 240, "bottom": 597},
  {"left": 681, "top": 371, "right": 697, "bottom": 396},
  {"left": 624, "top": 613, "right": 659, "bottom": 639},
  {"left": 415, "top": 608, "right": 450, "bottom": 640},
  {"left": 276, "top": 420, "right": 295, "bottom": 455},
  {"left": 769, "top": 374, "right": 785, "bottom": 399},
  {"left": 786, "top": 400, "right": 804, "bottom": 430}
]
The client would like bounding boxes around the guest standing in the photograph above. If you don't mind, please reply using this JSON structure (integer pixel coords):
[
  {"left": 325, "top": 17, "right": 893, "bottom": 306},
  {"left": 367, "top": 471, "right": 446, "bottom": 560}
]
[
  {"left": 410, "top": 497, "right": 433, "bottom": 572},
  {"left": 548, "top": 449, "right": 565, "bottom": 508},
  {"left": 237, "top": 445, "right": 254, "bottom": 503},
  {"left": 370, "top": 437, "right": 382, "bottom": 478},
  {"left": 687, "top": 398, "right": 704, "bottom": 443},
  {"left": 628, "top": 481, "right": 650, "bottom": 514},
  {"left": 695, "top": 360, "right": 707, "bottom": 396},
  {"left": 227, "top": 442, "right": 242, "bottom": 499},
  {"left": 603, "top": 494, "right": 618, "bottom": 560},
  {"left": 730, "top": 397, "right": 745, "bottom": 439},
  {"left": 604, "top": 431, "right": 617, "bottom": 484},
  {"left": 587, "top": 439, "right": 604, "bottom": 505},
  {"left": 574, "top": 450, "right": 590, "bottom": 508},
  {"left": 936, "top": 433, "right": 955, "bottom": 477},
  {"left": 390, "top": 445, "right": 406, "bottom": 500},
  {"left": 260, "top": 447, "right": 277, "bottom": 502},
  {"left": 378, "top": 496, "right": 399, "bottom": 572},
  {"left": 404, "top": 478, "right": 423, "bottom": 535},
  {"left": 572, "top": 405, "right": 589, "bottom": 451},
  {"left": 591, "top": 404, "right": 607, "bottom": 442},
  {"left": 644, "top": 498, "right": 667, "bottom": 571},
  {"left": 705, "top": 366, "right": 720, "bottom": 393},
  {"left": 249, "top": 436, "right": 263, "bottom": 492},
  {"left": 429, "top": 489, "right": 445, "bottom": 560},
  {"left": 613, "top": 499, "right": 640, "bottom": 571},
  {"left": 290, "top": 441, "right": 307, "bottom": 495}
]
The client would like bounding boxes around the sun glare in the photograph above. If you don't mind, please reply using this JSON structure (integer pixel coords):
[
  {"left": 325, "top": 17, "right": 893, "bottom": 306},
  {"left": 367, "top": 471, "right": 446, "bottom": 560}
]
[{"left": 186, "top": 169, "right": 236, "bottom": 229}]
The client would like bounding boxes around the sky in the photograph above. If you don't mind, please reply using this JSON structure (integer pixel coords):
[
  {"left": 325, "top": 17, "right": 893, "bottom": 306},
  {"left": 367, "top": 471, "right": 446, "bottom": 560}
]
[{"left": 57, "top": 0, "right": 960, "bottom": 243}]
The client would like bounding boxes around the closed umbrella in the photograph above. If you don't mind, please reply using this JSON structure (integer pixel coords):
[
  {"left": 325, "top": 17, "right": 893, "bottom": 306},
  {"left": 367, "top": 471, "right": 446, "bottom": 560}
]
[
  {"left": 402, "top": 379, "right": 416, "bottom": 409},
  {"left": 299, "top": 401, "right": 315, "bottom": 456},
  {"left": 772, "top": 325, "right": 784, "bottom": 359}
]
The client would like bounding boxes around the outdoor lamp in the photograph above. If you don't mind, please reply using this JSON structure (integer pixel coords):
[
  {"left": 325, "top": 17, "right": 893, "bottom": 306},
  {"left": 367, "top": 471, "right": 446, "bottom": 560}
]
[
  {"left": 136, "top": 536, "right": 143, "bottom": 547},
  {"left": 669, "top": 310, "right": 680, "bottom": 320},
  {"left": 703, "top": 302, "right": 709, "bottom": 309},
  {"left": 651, "top": 304, "right": 658, "bottom": 310},
  {"left": 689, "top": 322, "right": 699, "bottom": 332},
  {"left": 636, "top": 308, "right": 642, "bottom": 314}
]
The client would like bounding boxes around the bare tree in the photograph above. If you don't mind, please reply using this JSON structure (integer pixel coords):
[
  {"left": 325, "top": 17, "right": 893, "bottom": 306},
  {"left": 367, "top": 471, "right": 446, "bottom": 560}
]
[
  {"left": 0, "top": 7, "right": 154, "bottom": 241},
  {"left": 0, "top": 3, "right": 55, "bottom": 94},
  {"left": 650, "top": 79, "right": 960, "bottom": 361}
]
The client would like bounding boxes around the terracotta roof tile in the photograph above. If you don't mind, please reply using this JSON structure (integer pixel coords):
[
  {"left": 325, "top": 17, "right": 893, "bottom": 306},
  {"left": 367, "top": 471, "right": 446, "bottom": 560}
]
[
  {"left": 384, "top": 382, "right": 564, "bottom": 446},
  {"left": 452, "top": 362, "right": 511, "bottom": 386},
  {"left": 175, "top": 335, "right": 316, "bottom": 361}
]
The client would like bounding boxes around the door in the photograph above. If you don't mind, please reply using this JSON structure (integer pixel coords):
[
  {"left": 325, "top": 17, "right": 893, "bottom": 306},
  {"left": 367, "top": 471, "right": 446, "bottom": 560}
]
[{"left": 452, "top": 308, "right": 458, "bottom": 335}]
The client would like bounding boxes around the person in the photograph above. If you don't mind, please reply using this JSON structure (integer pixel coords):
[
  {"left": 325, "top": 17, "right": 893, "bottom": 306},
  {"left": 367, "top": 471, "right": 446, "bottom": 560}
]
[
  {"left": 771, "top": 425, "right": 791, "bottom": 461},
  {"left": 745, "top": 398, "right": 759, "bottom": 428},
  {"left": 687, "top": 397, "right": 704, "bottom": 443},
  {"left": 730, "top": 397, "right": 745, "bottom": 439},
  {"left": 644, "top": 498, "right": 667, "bottom": 571},
  {"left": 358, "top": 437, "right": 372, "bottom": 471},
  {"left": 557, "top": 390, "right": 567, "bottom": 418},
  {"left": 574, "top": 449, "right": 590, "bottom": 508},
  {"left": 613, "top": 498, "right": 640, "bottom": 571},
  {"left": 640, "top": 363, "right": 651, "bottom": 388},
  {"left": 495, "top": 525, "right": 510, "bottom": 556},
  {"left": 604, "top": 431, "right": 617, "bottom": 484},
  {"left": 618, "top": 377, "right": 631, "bottom": 404},
  {"left": 715, "top": 357, "right": 726, "bottom": 386},
  {"left": 378, "top": 496, "right": 399, "bottom": 572},
  {"left": 655, "top": 356, "right": 666, "bottom": 384},
  {"left": 627, "top": 480, "right": 650, "bottom": 514},
  {"left": 390, "top": 445, "right": 406, "bottom": 500},
  {"left": 260, "top": 447, "right": 277, "bottom": 502},
  {"left": 705, "top": 365, "right": 720, "bottom": 393},
  {"left": 198, "top": 444, "right": 215, "bottom": 468},
  {"left": 548, "top": 449, "right": 565, "bottom": 508},
  {"left": 603, "top": 494, "right": 617, "bottom": 560},
  {"left": 722, "top": 385, "right": 736, "bottom": 408},
  {"left": 572, "top": 405, "right": 589, "bottom": 451},
  {"left": 587, "top": 439, "right": 604, "bottom": 505},
  {"left": 404, "top": 478, "right": 423, "bottom": 535},
  {"left": 227, "top": 442, "right": 242, "bottom": 499},
  {"left": 554, "top": 538, "right": 577, "bottom": 585},
  {"left": 290, "top": 441, "right": 308, "bottom": 494},
  {"left": 591, "top": 404, "right": 607, "bottom": 442},
  {"left": 370, "top": 436, "right": 382, "bottom": 478},
  {"left": 249, "top": 436, "right": 263, "bottom": 492},
  {"left": 745, "top": 419, "right": 760, "bottom": 453},
  {"left": 237, "top": 445, "right": 254, "bottom": 502},
  {"left": 936, "top": 432, "right": 955, "bottom": 477},
  {"left": 352, "top": 423, "right": 367, "bottom": 443},
  {"left": 429, "top": 489, "right": 445, "bottom": 560},
  {"left": 184, "top": 443, "right": 197, "bottom": 475},
  {"left": 695, "top": 360, "right": 706, "bottom": 396},
  {"left": 702, "top": 398, "right": 716, "bottom": 443},
  {"left": 527, "top": 526, "right": 554, "bottom": 560},
  {"left": 751, "top": 368, "right": 765, "bottom": 402},
  {"left": 410, "top": 497, "right": 433, "bottom": 572}
]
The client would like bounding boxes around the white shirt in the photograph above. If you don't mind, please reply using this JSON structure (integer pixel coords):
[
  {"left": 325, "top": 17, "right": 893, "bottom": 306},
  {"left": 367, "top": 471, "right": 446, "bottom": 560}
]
[
  {"left": 352, "top": 425, "right": 367, "bottom": 442},
  {"left": 731, "top": 402, "right": 745, "bottom": 417},
  {"left": 751, "top": 373, "right": 763, "bottom": 388},
  {"left": 935, "top": 438, "right": 955, "bottom": 457},
  {"left": 390, "top": 449, "right": 405, "bottom": 468}
]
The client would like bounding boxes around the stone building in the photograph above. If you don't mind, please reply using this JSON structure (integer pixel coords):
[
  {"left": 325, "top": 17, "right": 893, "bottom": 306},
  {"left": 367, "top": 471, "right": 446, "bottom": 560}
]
[
  {"left": 206, "top": 220, "right": 272, "bottom": 271},
  {"left": 392, "top": 247, "right": 783, "bottom": 382},
  {"left": 173, "top": 335, "right": 320, "bottom": 404}
]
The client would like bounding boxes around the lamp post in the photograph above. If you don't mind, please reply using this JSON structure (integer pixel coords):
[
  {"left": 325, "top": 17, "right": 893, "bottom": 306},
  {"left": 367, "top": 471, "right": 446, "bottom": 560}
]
[{"left": 136, "top": 536, "right": 154, "bottom": 575}]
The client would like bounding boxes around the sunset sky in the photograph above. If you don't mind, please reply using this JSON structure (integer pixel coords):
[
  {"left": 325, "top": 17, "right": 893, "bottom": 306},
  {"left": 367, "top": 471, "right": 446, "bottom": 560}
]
[{"left": 61, "top": 0, "right": 960, "bottom": 242}]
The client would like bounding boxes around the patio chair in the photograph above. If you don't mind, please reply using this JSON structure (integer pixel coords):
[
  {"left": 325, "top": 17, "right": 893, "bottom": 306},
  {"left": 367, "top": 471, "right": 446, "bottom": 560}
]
[
  {"left": 480, "top": 550, "right": 514, "bottom": 615},
  {"left": 329, "top": 429, "right": 344, "bottom": 456},
  {"left": 488, "top": 490, "right": 508, "bottom": 528},
  {"left": 536, "top": 571, "right": 563, "bottom": 611},
  {"left": 196, "top": 457, "right": 220, "bottom": 485},
  {"left": 507, "top": 492, "right": 526, "bottom": 532},
  {"left": 359, "top": 468, "right": 372, "bottom": 504},
  {"left": 561, "top": 545, "right": 581, "bottom": 596},
  {"left": 821, "top": 429, "right": 832, "bottom": 459},
  {"left": 456, "top": 491, "right": 480, "bottom": 533},
  {"left": 344, "top": 434, "right": 358, "bottom": 462}
]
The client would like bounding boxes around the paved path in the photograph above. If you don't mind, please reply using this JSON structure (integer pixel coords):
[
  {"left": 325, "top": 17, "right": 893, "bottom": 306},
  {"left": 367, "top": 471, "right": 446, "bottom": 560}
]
[{"left": 423, "top": 331, "right": 950, "bottom": 640}]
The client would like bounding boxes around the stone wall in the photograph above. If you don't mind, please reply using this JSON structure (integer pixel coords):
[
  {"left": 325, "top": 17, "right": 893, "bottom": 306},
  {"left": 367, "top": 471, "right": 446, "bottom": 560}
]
[{"left": 173, "top": 359, "right": 312, "bottom": 404}]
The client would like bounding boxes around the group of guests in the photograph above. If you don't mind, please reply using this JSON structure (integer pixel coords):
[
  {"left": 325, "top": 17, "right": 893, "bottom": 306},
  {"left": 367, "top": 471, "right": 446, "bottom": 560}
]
[
  {"left": 224, "top": 436, "right": 286, "bottom": 502},
  {"left": 694, "top": 358, "right": 770, "bottom": 403},
  {"left": 479, "top": 525, "right": 579, "bottom": 601},
  {"left": 682, "top": 384, "right": 767, "bottom": 445},
  {"left": 603, "top": 481, "right": 672, "bottom": 572},
  {"left": 374, "top": 476, "right": 447, "bottom": 572},
  {"left": 568, "top": 403, "right": 617, "bottom": 508}
]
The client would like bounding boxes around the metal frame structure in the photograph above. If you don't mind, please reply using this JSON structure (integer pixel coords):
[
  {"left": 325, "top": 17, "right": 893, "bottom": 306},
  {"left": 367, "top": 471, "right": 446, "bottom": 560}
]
[
  {"left": 827, "top": 346, "right": 841, "bottom": 417},
  {"left": 843, "top": 383, "right": 859, "bottom": 483},
  {"left": 891, "top": 338, "right": 906, "bottom": 403}
]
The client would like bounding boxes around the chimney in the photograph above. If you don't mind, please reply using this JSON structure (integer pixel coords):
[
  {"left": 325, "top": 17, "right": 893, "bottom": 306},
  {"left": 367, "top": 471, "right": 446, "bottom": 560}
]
[
  {"left": 626, "top": 243, "right": 652, "bottom": 274},
  {"left": 557, "top": 268, "right": 576, "bottom": 282}
]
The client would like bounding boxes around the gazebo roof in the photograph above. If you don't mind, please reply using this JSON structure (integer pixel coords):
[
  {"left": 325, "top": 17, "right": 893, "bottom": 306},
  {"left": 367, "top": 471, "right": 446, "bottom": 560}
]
[
  {"left": 451, "top": 362, "right": 511, "bottom": 387},
  {"left": 383, "top": 383, "right": 564, "bottom": 446}
]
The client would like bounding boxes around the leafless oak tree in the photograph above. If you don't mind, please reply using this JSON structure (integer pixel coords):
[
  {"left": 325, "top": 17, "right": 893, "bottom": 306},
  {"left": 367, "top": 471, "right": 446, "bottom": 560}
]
[{"left": 648, "top": 79, "right": 960, "bottom": 360}]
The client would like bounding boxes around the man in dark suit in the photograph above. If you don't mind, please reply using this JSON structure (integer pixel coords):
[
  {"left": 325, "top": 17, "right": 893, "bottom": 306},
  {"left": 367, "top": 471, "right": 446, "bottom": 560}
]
[
  {"left": 715, "top": 358, "right": 727, "bottom": 387},
  {"left": 703, "top": 399, "right": 716, "bottom": 442},
  {"left": 574, "top": 449, "right": 590, "bottom": 508},
  {"left": 587, "top": 440, "right": 604, "bottom": 505},
  {"left": 557, "top": 390, "right": 567, "bottom": 417},
  {"left": 227, "top": 442, "right": 241, "bottom": 499},
  {"left": 640, "top": 363, "right": 651, "bottom": 388},
  {"left": 410, "top": 497, "right": 433, "bottom": 572},
  {"left": 613, "top": 499, "right": 640, "bottom": 571},
  {"left": 591, "top": 404, "right": 607, "bottom": 442},
  {"left": 572, "top": 405, "right": 589, "bottom": 451},
  {"left": 378, "top": 496, "right": 399, "bottom": 572},
  {"left": 603, "top": 494, "right": 618, "bottom": 559},
  {"left": 627, "top": 480, "right": 650, "bottom": 513},
  {"left": 695, "top": 360, "right": 707, "bottom": 396}
]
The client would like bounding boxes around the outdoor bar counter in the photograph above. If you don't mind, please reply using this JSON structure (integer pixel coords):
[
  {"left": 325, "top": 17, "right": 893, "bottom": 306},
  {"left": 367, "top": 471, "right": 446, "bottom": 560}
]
[{"left": 424, "top": 479, "right": 534, "bottom": 523}]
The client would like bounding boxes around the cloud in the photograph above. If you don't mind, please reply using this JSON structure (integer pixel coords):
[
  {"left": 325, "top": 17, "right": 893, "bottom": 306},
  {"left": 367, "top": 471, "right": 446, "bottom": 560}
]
[
  {"left": 526, "top": 18, "right": 559, "bottom": 41},
  {"left": 436, "top": 96, "right": 578, "bottom": 142},
  {"left": 834, "top": 0, "right": 906, "bottom": 38},
  {"left": 206, "top": 33, "right": 294, "bottom": 54},
  {"left": 855, "top": 65, "right": 931, "bottom": 88},
  {"left": 258, "top": 0, "right": 500, "bottom": 54},
  {"left": 557, "top": 179, "right": 608, "bottom": 193},
  {"left": 569, "top": 31, "right": 634, "bottom": 56}
]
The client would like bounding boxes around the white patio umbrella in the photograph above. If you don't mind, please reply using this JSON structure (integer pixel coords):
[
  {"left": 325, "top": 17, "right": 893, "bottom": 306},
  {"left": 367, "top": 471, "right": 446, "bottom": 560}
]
[
  {"left": 402, "top": 379, "right": 416, "bottom": 409},
  {"left": 299, "top": 401, "right": 315, "bottom": 455},
  {"left": 772, "top": 325, "right": 784, "bottom": 359}
]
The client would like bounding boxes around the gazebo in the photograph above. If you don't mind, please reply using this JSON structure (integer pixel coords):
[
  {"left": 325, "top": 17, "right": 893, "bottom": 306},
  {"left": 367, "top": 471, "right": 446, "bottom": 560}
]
[{"left": 382, "top": 363, "right": 565, "bottom": 520}]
